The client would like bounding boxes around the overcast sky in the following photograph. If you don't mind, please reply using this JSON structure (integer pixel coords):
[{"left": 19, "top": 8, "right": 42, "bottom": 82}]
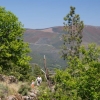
[{"left": 0, "top": 0, "right": 100, "bottom": 29}]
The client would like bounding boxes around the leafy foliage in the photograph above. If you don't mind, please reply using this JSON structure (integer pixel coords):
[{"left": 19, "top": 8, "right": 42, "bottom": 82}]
[
  {"left": 54, "top": 44, "right": 100, "bottom": 100},
  {"left": 38, "top": 44, "right": 100, "bottom": 100},
  {"left": 0, "top": 6, "right": 31, "bottom": 80},
  {"left": 29, "top": 64, "right": 45, "bottom": 82},
  {"left": 18, "top": 84, "right": 31, "bottom": 96}
]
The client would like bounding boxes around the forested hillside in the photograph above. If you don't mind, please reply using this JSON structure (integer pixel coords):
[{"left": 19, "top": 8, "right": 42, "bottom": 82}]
[{"left": 24, "top": 25, "right": 100, "bottom": 69}]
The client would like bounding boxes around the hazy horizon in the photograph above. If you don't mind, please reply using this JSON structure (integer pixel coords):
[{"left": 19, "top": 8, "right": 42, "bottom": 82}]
[{"left": 26, "top": 25, "right": 100, "bottom": 30}]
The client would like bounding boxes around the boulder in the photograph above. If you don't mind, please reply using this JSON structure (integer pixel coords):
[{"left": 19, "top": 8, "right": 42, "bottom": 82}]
[
  {"left": 29, "top": 92, "right": 36, "bottom": 97},
  {"left": 6, "top": 95, "right": 17, "bottom": 100},
  {"left": 14, "top": 94, "right": 23, "bottom": 100},
  {"left": 8, "top": 76, "right": 18, "bottom": 84},
  {"left": 0, "top": 74, "right": 18, "bottom": 84},
  {"left": 22, "top": 96, "right": 34, "bottom": 100}
]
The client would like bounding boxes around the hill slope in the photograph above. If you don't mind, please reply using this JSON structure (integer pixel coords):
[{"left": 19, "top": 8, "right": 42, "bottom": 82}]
[{"left": 24, "top": 25, "right": 100, "bottom": 69}]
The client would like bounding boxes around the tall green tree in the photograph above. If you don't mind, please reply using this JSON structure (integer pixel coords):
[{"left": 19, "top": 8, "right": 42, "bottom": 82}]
[
  {"left": 62, "top": 6, "right": 84, "bottom": 61},
  {"left": 0, "top": 7, "right": 31, "bottom": 80}
]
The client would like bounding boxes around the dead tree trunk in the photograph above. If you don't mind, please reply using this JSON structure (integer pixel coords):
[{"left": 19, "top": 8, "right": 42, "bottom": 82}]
[{"left": 43, "top": 55, "right": 51, "bottom": 90}]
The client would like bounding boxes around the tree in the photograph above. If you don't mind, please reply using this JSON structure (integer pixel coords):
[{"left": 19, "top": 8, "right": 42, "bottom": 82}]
[
  {"left": 0, "top": 7, "right": 31, "bottom": 80},
  {"left": 43, "top": 44, "right": 100, "bottom": 100},
  {"left": 32, "top": 64, "right": 42, "bottom": 77},
  {"left": 62, "top": 6, "right": 84, "bottom": 61},
  {"left": 37, "top": 5, "right": 100, "bottom": 99}
]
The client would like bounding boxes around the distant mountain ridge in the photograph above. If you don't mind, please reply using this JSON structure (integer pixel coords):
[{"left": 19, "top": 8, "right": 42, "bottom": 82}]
[
  {"left": 24, "top": 25, "right": 100, "bottom": 44},
  {"left": 24, "top": 25, "right": 100, "bottom": 69}
]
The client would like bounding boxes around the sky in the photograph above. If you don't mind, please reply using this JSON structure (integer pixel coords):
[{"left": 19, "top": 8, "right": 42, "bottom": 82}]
[{"left": 0, "top": 0, "right": 100, "bottom": 29}]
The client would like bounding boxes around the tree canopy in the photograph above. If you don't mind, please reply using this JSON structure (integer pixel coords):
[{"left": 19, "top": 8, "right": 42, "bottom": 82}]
[
  {"left": 38, "top": 6, "right": 100, "bottom": 100},
  {"left": 0, "top": 7, "right": 31, "bottom": 80}
]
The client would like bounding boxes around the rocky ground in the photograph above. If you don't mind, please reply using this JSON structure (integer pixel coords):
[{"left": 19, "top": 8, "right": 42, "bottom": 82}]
[{"left": 0, "top": 74, "right": 39, "bottom": 100}]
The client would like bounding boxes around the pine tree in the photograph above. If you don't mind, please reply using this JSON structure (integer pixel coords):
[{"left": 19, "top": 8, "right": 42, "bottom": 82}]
[{"left": 62, "top": 6, "right": 84, "bottom": 60}]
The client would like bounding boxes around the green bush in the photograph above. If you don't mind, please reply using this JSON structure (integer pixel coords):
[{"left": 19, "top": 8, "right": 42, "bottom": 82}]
[
  {"left": 18, "top": 84, "right": 31, "bottom": 96},
  {"left": 28, "top": 75, "right": 35, "bottom": 82},
  {"left": 38, "top": 86, "right": 53, "bottom": 100},
  {"left": 37, "top": 44, "right": 100, "bottom": 100}
]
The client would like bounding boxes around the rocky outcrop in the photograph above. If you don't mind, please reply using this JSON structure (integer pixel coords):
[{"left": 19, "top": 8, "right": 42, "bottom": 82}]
[
  {"left": 7, "top": 94, "right": 35, "bottom": 100},
  {"left": 6, "top": 95, "right": 18, "bottom": 100},
  {"left": 8, "top": 76, "right": 18, "bottom": 84},
  {"left": 22, "top": 96, "right": 35, "bottom": 100},
  {"left": 0, "top": 74, "right": 17, "bottom": 84},
  {"left": 6, "top": 90, "right": 38, "bottom": 100}
]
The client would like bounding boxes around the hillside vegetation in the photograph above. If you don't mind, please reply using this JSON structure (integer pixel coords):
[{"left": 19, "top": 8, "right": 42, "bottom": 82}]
[
  {"left": 24, "top": 25, "right": 100, "bottom": 69},
  {"left": 0, "top": 6, "right": 100, "bottom": 100}
]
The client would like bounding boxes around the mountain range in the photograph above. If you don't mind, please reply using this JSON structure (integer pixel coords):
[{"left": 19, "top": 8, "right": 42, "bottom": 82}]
[{"left": 23, "top": 25, "right": 100, "bottom": 69}]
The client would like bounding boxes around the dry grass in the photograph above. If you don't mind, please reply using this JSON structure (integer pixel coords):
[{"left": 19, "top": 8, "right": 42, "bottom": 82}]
[{"left": 0, "top": 81, "right": 28, "bottom": 95}]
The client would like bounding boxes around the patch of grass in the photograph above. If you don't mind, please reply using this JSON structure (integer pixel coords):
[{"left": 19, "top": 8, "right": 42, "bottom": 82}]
[
  {"left": 0, "top": 81, "right": 28, "bottom": 97},
  {"left": 0, "top": 83, "right": 8, "bottom": 99}
]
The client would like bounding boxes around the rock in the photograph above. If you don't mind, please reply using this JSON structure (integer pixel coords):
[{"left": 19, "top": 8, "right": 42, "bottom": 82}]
[
  {"left": 22, "top": 96, "right": 34, "bottom": 100},
  {"left": 8, "top": 76, "right": 18, "bottom": 84},
  {"left": 31, "top": 89, "right": 39, "bottom": 95},
  {"left": 0, "top": 74, "right": 18, "bottom": 84},
  {"left": 6, "top": 95, "right": 17, "bottom": 100},
  {"left": 29, "top": 93, "right": 36, "bottom": 97},
  {"left": 14, "top": 93, "right": 23, "bottom": 100}
]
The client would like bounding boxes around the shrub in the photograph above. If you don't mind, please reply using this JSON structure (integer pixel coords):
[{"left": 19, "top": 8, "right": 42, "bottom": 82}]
[{"left": 18, "top": 84, "right": 31, "bottom": 96}]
